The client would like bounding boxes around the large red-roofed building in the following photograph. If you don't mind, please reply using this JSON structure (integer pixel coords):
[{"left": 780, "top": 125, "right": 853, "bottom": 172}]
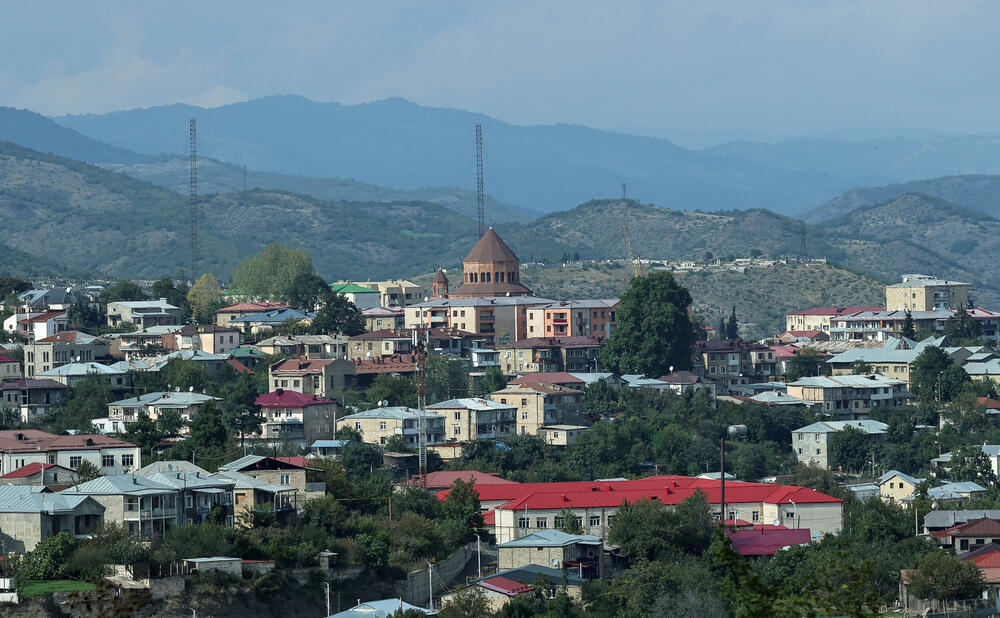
[
  {"left": 436, "top": 475, "right": 843, "bottom": 543},
  {"left": 0, "top": 430, "right": 140, "bottom": 476}
]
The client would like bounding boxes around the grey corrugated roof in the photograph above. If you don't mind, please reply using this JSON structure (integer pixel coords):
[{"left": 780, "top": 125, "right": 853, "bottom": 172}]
[
  {"left": 0, "top": 488, "right": 100, "bottom": 514},
  {"left": 793, "top": 420, "right": 888, "bottom": 434},
  {"left": 498, "top": 529, "right": 602, "bottom": 548},
  {"left": 140, "top": 471, "right": 234, "bottom": 491},
  {"left": 212, "top": 470, "right": 292, "bottom": 493},
  {"left": 340, "top": 407, "right": 445, "bottom": 421},
  {"left": 60, "top": 474, "right": 176, "bottom": 496},
  {"left": 38, "top": 362, "right": 124, "bottom": 377},
  {"left": 217, "top": 455, "right": 266, "bottom": 471},
  {"left": 135, "top": 460, "right": 211, "bottom": 475},
  {"left": 427, "top": 398, "right": 515, "bottom": 411},
  {"left": 924, "top": 510, "right": 1000, "bottom": 529},
  {"left": 878, "top": 470, "right": 924, "bottom": 486}
]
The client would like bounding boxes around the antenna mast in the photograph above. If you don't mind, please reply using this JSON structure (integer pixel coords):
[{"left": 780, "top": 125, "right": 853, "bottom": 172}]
[
  {"left": 475, "top": 124, "right": 485, "bottom": 238},
  {"left": 622, "top": 183, "right": 627, "bottom": 201},
  {"left": 800, "top": 222, "right": 807, "bottom": 258},
  {"left": 413, "top": 327, "right": 429, "bottom": 484},
  {"left": 622, "top": 225, "right": 642, "bottom": 279},
  {"left": 189, "top": 119, "right": 199, "bottom": 278}
]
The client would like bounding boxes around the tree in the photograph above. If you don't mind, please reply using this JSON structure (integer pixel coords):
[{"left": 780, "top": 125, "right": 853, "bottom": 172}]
[
  {"left": 907, "top": 550, "right": 984, "bottom": 601},
  {"left": 98, "top": 280, "right": 147, "bottom": 304},
  {"left": 726, "top": 305, "right": 738, "bottom": 339},
  {"left": 151, "top": 277, "right": 190, "bottom": 311},
  {"left": 66, "top": 299, "right": 101, "bottom": 329},
  {"left": 311, "top": 293, "right": 365, "bottom": 336},
  {"left": 13, "top": 532, "right": 77, "bottom": 580},
  {"left": 187, "top": 273, "right": 224, "bottom": 324},
  {"left": 608, "top": 492, "right": 713, "bottom": 561},
  {"left": 0, "top": 276, "right": 31, "bottom": 300},
  {"left": 785, "top": 348, "right": 824, "bottom": 381},
  {"left": 945, "top": 307, "right": 981, "bottom": 342},
  {"left": 230, "top": 243, "right": 315, "bottom": 301},
  {"left": 426, "top": 354, "right": 469, "bottom": 403},
  {"left": 911, "top": 346, "right": 955, "bottom": 402},
  {"left": 555, "top": 508, "right": 583, "bottom": 534},
  {"left": 478, "top": 366, "right": 507, "bottom": 396},
  {"left": 286, "top": 272, "right": 331, "bottom": 311},
  {"left": 366, "top": 374, "right": 417, "bottom": 408},
  {"left": 717, "top": 316, "right": 727, "bottom": 340},
  {"left": 441, "top": 479, "right": 484, "bottom": 542},
  {"left": 602, "top": 271, "right": 695, "bottom": 376},
  {"left": 901, "top": 310, "right": 916, "bottom": 340},
  {"left": 851, "top": 360, "right": 873, "bottom": 375},
  {"left": 828, "top": 426, "right": 875, "bottom": 473},
  {"left": 438, "top": 585, "right": 496, "bottom": 618},
  {"left": 46, "top": 375, "right": 112, "bottom": 433},
  {"left": 949, "top": 445, "right": 998, "bottom": 485},
  {"left": 156, "top": 409, "right": 185, "bottom": 436},
  {"left": 74, "top": 460, "right": 103, "bottom": 483},
  {"left": 583, "top": 378, "right": 618, "bottom": 418}
]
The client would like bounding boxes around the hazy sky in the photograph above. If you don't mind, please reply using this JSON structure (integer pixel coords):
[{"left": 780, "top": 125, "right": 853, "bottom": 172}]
[{"left": 2, "top": 1, "right": 998, "bottom": 146}]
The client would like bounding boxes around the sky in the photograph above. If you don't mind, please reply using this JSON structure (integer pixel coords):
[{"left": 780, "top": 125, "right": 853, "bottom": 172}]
[{"left": 2, "top": 0, "right": 998, "bottom": 147}]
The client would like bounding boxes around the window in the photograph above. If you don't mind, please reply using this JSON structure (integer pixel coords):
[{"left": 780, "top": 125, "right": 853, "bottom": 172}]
[
  {"left": 185, "top": 494, "right": 193, "bottom": 509},
  {"left": 589, "top": 515, "right": 601, "bottom": 527},
  {"left": 122, "top": 454, "right": 134, "bottom": 467},
  {"left": 102, "top": 455, "right": 115, "bottom": 467},
  {"left": 379, "top": 422, "right": 387, "bottom": 430},
  {"left": 521, "top": 398, "right": 528, "bottom": 406},
  {"left": 69, "top": 456, "right": 82, "bottom": 469},
  {"left": 785, "top": 511, "right": 794, "bottom": 519},
  {"left": 280, "top": 474, "right": 290, "bottom": 485},
  {"left": 536, "top": 517, "right": 548, "bottom": 528},
  {"left": 454, "top": 411, "right": 461, "bottom": 420},
  {"left": 521, "top": 411, "right": 528, "bottom": 420},
  {"left": 355, "top": 422, "right": 362, "bottom": 430},
  {"left": 797, "top": 448, "right": 802, "bottom": 454},
  {"left": 47, "top": 453, "right": 56, "bottom": 464},
  {"left": 518, "top": 516, "right": 529, "bottom": 528},
  {"left": 752, "top": 511, "right": 760, "bottom": 522},
  {"left": 816, "top": 449, "right": 821, "bottom": 455},
  {"left": 125, "top": 497, "right": 139, "bottom": 512}
]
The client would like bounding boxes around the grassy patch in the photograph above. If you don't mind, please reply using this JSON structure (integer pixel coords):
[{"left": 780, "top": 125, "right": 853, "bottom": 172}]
[{"left": 20, "top": 580, "right": 96, "bottom": 595}]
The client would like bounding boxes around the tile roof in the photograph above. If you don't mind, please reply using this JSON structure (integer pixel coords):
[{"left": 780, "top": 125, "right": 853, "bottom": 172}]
[
  {"left": 932, "top": 517, "right": 1000, "bottom": 538},
  {"left": 255, "top": 390, "right": 334, "bottom": 408},
  {"left": 269, "top": 357, "right": 337, "bottom": 375},
  {"left": 477, "top": 576, "right": 533, "bottom": 596},
  {"left": 509, "top": 372, "right": 584, "bottom": 385},
  {"left": 35, "top": 331, "right": 105, "bottom": 344},
  {"left": 658, "top": 370, "right": 702, "bottom": 385},
  {"left": 18, "top": 311, "right": 67, "bottom": 324},
  {"left": 353, "top": 356, "right": 420, "bottom": 375}
]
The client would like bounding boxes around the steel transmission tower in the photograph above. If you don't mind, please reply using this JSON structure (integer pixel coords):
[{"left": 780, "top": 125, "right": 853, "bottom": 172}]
[
  {"left": 475, "top": 124, "right": 485, "bottom": 238},
  {"left": 189, "top": 119, "right": 199, "bottom": 278}
]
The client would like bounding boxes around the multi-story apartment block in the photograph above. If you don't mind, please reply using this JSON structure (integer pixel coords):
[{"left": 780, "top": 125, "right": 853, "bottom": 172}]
[
  {"left": 257, "top": 334, "right": 348, "bottom": 360},
  {"left": 255, "top": 389, "right": 338, "bottom": 445},
  {"left": 524, "top": 300, "right": 619, "bottom": 338},
  {"left": 328, "top": 283, "right": 381, "bottom": 311},
  {"left": 106, "top": 299, "right": 182, "bottom": 328},
  {"left": 426, "top": 398, "right": 518, "bottom": 442},
  {"left": 24, "top": 331, "right": 110, "bottom": 377},
  {"left": 171, "top": 325, "right": 243, "bottom": 355},
  {"left": 830, "top": 308, "right": 1000, "bottom": 342},
  {"left": 102, "top": 391, "right": 221, "bottom": 432},
  {"left": 791, "top": 420, "right": 888, "bottom": 469},
  {"left": 362, "top": 306, "right": 405, "bottom": 332},
  {"left": 340, "top": 280, "right": 424, "bottom": 308},
  {"left": 0, "top": 355, "right": 20, "bottom": 381},
  {"left": 406, "top": 296, "right": 553, "bottom": 345},
  {"left": 214, "top": 302, "right": 288, "bottom": 327},
  {"left": 0, "top": 430, "right": 140, "bottom": 476},
  {"left": 499, "top": 336, "right": 605, "bottom": 374},
  {"left": 785, "top": 375, "right": 909, "bottom": 419},
  {"left": 346, "top": 328, "right": 474, "bottom": 361},
  {"left": 337, "top": 407, "right": 445, "bottom": 446},
  {"left": 692, "top": 340, "right": 776, "bottom": 394},
  {"left": 489, "top": 383, "right": 584, "bottom": 436},
  {"left": 0, "top": 379, "right": 69, "bottom": 422},
  {"left": 885, "top": 275, "right": 974, "bottom": 311},
  {"left": 785, "top": 306, "right": 884, "bottom": 334},
  {"left": 269, "top": 357, "right": 358, "bottom": 398}
]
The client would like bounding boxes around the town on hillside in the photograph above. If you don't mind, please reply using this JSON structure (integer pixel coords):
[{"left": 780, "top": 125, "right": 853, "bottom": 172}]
[{"left": 0, "top": 224, "right": 999, "bottom": 616}]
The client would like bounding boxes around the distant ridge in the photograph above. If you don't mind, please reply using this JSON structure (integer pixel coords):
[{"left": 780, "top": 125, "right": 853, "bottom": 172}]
[{"left": 0, "top": 106, "right": 148, "bottom": 164}]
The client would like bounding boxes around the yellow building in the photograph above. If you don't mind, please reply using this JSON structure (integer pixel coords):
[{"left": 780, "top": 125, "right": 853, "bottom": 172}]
[
  {"left": 337, "top": 407, "right": 445, "bottom": 446},
  {"left": 878, "top": 470, "right": 924, "bottom": 505},
  {"left": 885, "top": 275, "right": 974, "bottom": 311},
  {"left": 489, "top": 383, "right": 583, "bottom": 436}
]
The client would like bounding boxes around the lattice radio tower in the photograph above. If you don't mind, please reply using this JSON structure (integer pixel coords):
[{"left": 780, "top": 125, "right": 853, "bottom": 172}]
[
  {"left": 189, "top": 119, "right": 199, "bottom": 278},
  {"left": 475, "top": 124, "right": 485, "bottom": 238}
]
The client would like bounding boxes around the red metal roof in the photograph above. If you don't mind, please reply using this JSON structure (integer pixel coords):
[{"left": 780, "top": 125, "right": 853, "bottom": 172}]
[
  {"left": 18, "top": 311, "right": 67, "bottom": 324},
  {"left": 409, "top": 470, "right": 519, "bottom": 490},
  {"left": 0, "top": 356, "right": 16, "bottom": 363},
  {"left": 275, "top": 456, "right": 314, "bottom": 468},
  {"left": 782, "top": 330, "right": 823, "bottom": 338},
  {"left": 353, "top": 355, "right": 418, "bottom": 375},
  {"left": 726, "top": 528, "right": 811, "bottom": 556},
  {"left": 477, "top": 576, "right": 533, "bottom": 596},
  {"left": 255, "top": 390, "right": 334, "bottom": 408},
  {"left": 0, "top": 462, "right": 57, "bottom": 478},
  {"left": 510, "top": 372, "right": 584, "bottom": 385},
  {"left": 0, "top": 430, "right": 135, "bottom": 454},
  {"left": 932, "top": 518, "right": 1000, "bottom": 538}
]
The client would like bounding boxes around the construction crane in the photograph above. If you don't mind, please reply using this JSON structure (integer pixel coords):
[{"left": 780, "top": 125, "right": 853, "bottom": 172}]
[{"left": 622, "top": 225, "right": 642, "bottom": 279}]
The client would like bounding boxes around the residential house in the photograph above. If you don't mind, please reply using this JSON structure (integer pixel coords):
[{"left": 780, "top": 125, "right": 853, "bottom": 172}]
[
  {"left": 110, "top": 325, "right": 184, "bottom": 359},
  {"left": 99, "top": 391, "right": 221, "bottom": 434},
  {"left": 0, "top": 462, "right": 79, "bottom": 488},
  {"left": 830, "top": 308, "right": 1000, "bottom": 342},
  {"left": 497, "top": 529, "right": 604, "bottom": 577},
  {"left": 692, "top": 339, "right": 777, "bottom": 394},
  {"left": 784, "top": 374, "right": 909, "bottom": 419},
  {"left": 930, "top": 517, "right": 1000, "bottom": 554},
  {"left": 24, "top": 331, "right": 110, "bottom": 377},
  {"left": 924, "top": 510, "right": 1000, "bottom": 536},
  {"left": 444, "top": 566, "right": 584, "bottom": 610},
  {"left": 405, "top": 470, "right": 520, "bottom": 492},
  {"left": 824, "top": 336, "right": 946, "bottom": 382},
  {"left": 217, "top": 455, "right": 326, "bottom": 508},
  {"left": 362, "top": 306, "right": 405, "bottom": 331},
  {"left": 538, "top": 425, "right": 589, "bottom": 446},
  {"left": 211, "top": 469, "right": 297, "bottom": 526},
  {"left": 328, "top": 283, "right": 380, "bottom": 310},
  {"left": 134, "top": 464, "right": 235, "bottom": 526},
  {"left": 60, "top": 475, "right": 179, "bottom": 538},
  {"left": 426, "top": 398, "right": 518, "bottom": 442},
  {"left": 878, "top": 470, "right": 925, "bottom": 505},
  {"left": 106, "top": 299, "right": 182, "bottom": 328},
  {"left": 340, "top": 279, "right": 424, "bottom": 308},
  {"left": 470, "top": 348, "right": 500, "bottom": 368},
  {"left": 15, "top": 289, "right": 79, "bottom": 312},
  {"left": 309, "top": 439, "right": 348, "bottom": 459},
  {"left": 0, "top": 356, "right": 20, "bottom": 381},
  {"left": 346, "top": 328, "right": 476, "bottom": 361},
  {"left": 36, "top": 362, "right": 130, "bottom": 391},
  {"left": 510, "top": 372, "right": 586, "bottom": 390},
  {"left": 489, "top": 383, "right": 584, "bottom": 436},
  {"left": 256, "top": 334, "right": 348, "bottom": 360},
  {"left": 269, "top": 357, "right": 357, "bottom": 398},
  {"left": 933, "top": 445, "right": 1000, "bottom": 477},
  {"left": 658, "top": 370, "right": 716, "bottom": 397},
  {"left": 228, "top": 308, "right": 317, "bottom": 335},
  {"left": 110, "top": 349, "right": 231, "bottom": 374},
  {"left": 449, "top": 475, "right": 843, "bottom": 544},
  {"left": 725, "top": 527, "right": 812, "bottom": 557},
  {"left": 498, "top": 336, "right": 605, "bottom": 374},
  {"left": 2, "top": 312, "right": 42, "bottom": 337},
  {"left": 785, "top": 306, "right": 884, "bottom": 334},
  {"left": 901, "top": 542, "right": 1000, "bottom": 614},
  {"left": 0, "top": 485, "right": 103, "bottom": 553},
  {"left": 567, "top": 373, "right": 624, "bottom": 391},
  {"left": 0, "top": 430, "right": 140, "bottom": 475},
  {"left": 406, "top": 296, "right": 555, "bottom": 346},
  {"left": 775, "top": 330, "right": 830, "bottom": 343},
  {"left": 524, "top": 299, "right": 619, "bottom": 338},
  {"left": 330, "top": 599, "right": 435, "bottom": 618},
  {"left": 885, "top": 274, "right": 974, "bottom": 311},
  {"left": 337, "top": 407, "right": 445, "bottom": 446},
  {"left": 255, "top": 389, "right": 338, "bottom": 445},
  {"left": 919, "top": 482, "right": 988, "bottom": 507},
  {"left": 620, "top": 374, "right": 672, "bottom": 392},
  {"left": 0, "top": 379, "right": 69, "bottom": 422},
  {"left": 443, "top": 577, "right": 535, "bottom": 613},
  {"left": 791, "top": 420, "right": 888, "bottom": 469},
  {"left": 214, "top": 302, "right": 288, "bottom": 328},
  {"left": 18, "top": 311, "right": 69, "bottom": 342},
  {"left": 171, "top": 325, "right": 243, "bottom": 355}
]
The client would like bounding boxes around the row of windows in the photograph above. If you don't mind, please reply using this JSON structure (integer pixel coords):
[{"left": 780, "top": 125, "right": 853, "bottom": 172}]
[{"left": 518, "top": 515, "right": 597, "bottom": 528}]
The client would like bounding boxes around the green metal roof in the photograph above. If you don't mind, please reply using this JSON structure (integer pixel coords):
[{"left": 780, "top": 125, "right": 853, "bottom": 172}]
[{"left": 329, "top": 283, "right": 378, "bottom": 294}]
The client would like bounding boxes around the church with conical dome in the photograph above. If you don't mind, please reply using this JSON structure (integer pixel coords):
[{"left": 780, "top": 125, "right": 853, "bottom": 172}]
[{"left": 450, "top": 227, "right": 533, "bottom": 298}]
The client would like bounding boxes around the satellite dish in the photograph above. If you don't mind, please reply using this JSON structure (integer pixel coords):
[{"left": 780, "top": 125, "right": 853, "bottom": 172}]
[
  {"left": 669, "top": 366, "right": 674, "bottom": 373},
  {"left": 773, "top": 519, "right": 781, "bottom": 526},
  {"left": 175, "top": 387, "right": 180, "bottom": 392},
  {"left": 76, "top": 356, "right": 81, "bottom": 363},
  {"left": 550, "top": 558, "right": 559, "bottom": 567},
  {"left": 189, "top": 386, "right": 194, "bottom": 392}
]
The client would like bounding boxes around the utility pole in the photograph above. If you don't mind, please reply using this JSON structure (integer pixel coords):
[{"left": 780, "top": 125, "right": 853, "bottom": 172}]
[
  {"left": 413, "top": 328, "right": 428, "bottom": 482},
  {"left": 427, "top": 561, "right": 433, "bottom": 610},
  {"left": 477, "top": 535, "right": 482, "bottom": 580},
  {"left": 475, "top": 124, "right": 485, "bottom": 238},
  {"left": 325, "top": 582, "right": 330, "bottom": 618}
]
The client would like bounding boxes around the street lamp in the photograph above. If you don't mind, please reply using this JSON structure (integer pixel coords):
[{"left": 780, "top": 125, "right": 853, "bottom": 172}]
[{"left": 720, "top": 424, "right": 748, "bottom": 526}]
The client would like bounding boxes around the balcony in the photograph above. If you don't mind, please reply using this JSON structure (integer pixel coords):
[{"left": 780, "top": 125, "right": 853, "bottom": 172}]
[{"left": 305, "top": 482, "right": 326, "bottom": 493}]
